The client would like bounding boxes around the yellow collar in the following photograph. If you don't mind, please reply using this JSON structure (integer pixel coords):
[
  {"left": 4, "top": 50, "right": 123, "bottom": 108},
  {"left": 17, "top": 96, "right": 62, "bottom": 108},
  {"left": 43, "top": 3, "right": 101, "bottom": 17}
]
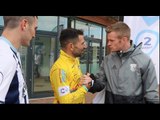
[{"left": 60, "top": 50, "right": 77, "bottom": 62}]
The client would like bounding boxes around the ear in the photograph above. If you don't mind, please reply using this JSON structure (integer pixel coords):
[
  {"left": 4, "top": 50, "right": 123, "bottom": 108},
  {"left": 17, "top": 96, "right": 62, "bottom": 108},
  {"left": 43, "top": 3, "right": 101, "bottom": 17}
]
[
  {"left": 68, "top": 42, "right": 74, "bottom": 51},
  {"left": 20, "top": 19, "right": 28, "bottom": 31}
]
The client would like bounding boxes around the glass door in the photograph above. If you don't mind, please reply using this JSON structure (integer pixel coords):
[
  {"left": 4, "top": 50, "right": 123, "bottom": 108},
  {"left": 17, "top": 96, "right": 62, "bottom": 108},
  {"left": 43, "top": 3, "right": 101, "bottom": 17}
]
[
  {"left": 88, "top": 40, "right": 101, "bottom": 74},
  {"left": 80, "top": 37, "right": 103, "bottom": 75},
  {"left": 27, "top": 32, "right": 57, "bottom": 98},
  {"left": 33, "top": 35, "right": 52, "bottom": 93}
]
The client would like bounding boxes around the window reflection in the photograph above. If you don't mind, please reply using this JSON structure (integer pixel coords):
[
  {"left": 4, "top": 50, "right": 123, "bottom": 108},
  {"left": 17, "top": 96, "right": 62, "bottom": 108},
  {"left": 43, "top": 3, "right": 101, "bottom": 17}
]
[
  {"left": 37, "top": 16, "right": 68, "bottom": 32},
  {"left": 59, "top": 16, "right": 67, "bottom": 29},
  {"left": 33, "top": 36, "right": 54, "bottom": 92},
  {"left": 102, "top": 27, "right": 106, "bottom": 56},
  {"left": 75, "top": 20, "right": 89, "bottom": 37},
  {"left": 75, "top": 20, "right": 102, "bottom": 39},
  {"left": 90, "top": 42, "right": 100, "bottom": 74},
  {"left": 38, "top": 16, "right": 58, "bottom": 31},
  {"left": 90, "top": 24, "right": 101, "bottom": 39},
  {"left": 0, "top": 16, "right": 4, "bottom": 26},
  {"left": 19, "top": 46, "right": 27, "bottom": 79}
]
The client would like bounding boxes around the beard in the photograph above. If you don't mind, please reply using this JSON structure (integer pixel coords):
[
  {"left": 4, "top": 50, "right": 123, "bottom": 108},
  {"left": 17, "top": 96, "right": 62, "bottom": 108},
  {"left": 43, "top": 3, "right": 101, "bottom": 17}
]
[
  {"left": 73, "top": 52, "right": 82, "bottom": 57},
  {"left": 73, "top": 49, "right": 85, "bottom": 58}
]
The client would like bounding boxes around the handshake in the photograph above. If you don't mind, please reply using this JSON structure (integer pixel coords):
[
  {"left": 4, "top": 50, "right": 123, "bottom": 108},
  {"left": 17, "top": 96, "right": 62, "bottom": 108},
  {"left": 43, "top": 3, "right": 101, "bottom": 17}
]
[{"left": 79, "top": 73, "right": 95, "bottom": 89}]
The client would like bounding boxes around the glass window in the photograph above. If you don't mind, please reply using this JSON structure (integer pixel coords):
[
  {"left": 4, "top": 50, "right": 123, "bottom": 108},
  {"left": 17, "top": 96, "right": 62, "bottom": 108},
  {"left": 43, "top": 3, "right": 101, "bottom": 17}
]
[
  {"left": 52, "top": 16, "right": 68, "bottom": 32},
  {"left": 0, "top": 16, "right": 4, "bottom": 27},
  {"left": 38, "top": 16, "right": 58, "bottom": 32},
  {"left": 75, "top": 20, "right": 102, "bottom": 39},
  {"left": 89, "top": 24, "right": 102, "bottom": 39},
  {"left": 33, "top": 35, "right": 55, "bottom": 92},
  {"left": 71, "top": 19, "right": 75, "bottom": 28},
  {"left": 89, "top": 42, "right": 101, "bottom": 74},
  {"left": 19, "top": 46, "right": 28, "bottom": 79},
  {"left": 75, "top": 20, "right": 89, "bottom": 37},
  {"left": 59, "top": 16, "right": 67, "bottom": 29},
  {"left": 102, "top": 27, "right": 106, "bottom": 56}
]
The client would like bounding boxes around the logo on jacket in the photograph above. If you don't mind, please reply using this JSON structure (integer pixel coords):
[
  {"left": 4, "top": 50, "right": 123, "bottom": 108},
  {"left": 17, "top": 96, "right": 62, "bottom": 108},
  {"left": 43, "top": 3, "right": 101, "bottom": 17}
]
[{"left": 130, "top": 64, "right": 137, "bottom": 72}]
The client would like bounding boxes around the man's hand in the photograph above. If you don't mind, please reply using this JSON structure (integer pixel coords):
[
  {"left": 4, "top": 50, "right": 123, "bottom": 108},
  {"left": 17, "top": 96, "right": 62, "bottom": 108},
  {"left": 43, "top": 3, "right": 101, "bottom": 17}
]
[{"left": 79, "top": 73, "right": 92, "bottom": 89}]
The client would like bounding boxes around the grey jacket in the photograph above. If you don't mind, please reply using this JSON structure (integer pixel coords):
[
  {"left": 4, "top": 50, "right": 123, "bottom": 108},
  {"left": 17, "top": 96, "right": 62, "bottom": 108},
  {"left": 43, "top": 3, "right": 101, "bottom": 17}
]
[{"left": 90, "top": 42, "right": 159, "bottom": 104}]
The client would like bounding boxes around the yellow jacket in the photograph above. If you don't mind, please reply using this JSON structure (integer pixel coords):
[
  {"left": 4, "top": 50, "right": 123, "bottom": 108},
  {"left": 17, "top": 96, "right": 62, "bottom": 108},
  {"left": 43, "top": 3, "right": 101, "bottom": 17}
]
[{"left": 50, "top": 50, "right": 88, "bottom": 104}]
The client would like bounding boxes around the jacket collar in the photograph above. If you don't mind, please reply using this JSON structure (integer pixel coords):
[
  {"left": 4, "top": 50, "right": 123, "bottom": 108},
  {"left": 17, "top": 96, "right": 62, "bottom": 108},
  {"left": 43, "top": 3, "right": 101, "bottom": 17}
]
[{"left": 60, "top": 50, "right": 77, "bottom": 63}]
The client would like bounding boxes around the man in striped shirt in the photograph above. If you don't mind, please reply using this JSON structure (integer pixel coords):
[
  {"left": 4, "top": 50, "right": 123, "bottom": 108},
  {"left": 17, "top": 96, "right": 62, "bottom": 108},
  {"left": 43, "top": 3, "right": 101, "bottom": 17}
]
[{"left": 0, "top": 16, "right": 38, "bottom": 104}]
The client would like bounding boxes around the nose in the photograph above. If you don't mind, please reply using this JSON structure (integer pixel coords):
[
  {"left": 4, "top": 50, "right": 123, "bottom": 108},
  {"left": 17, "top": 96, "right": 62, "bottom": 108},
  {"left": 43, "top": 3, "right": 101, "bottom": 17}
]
[
  {"left": 84, "top": 41, "right": 87, "bottom": 48},
  {"left": 84, "top": 44, "right": 87, "bottom": 48},
  {"left": 32, "top": 36, "right": 35, "bottom": 39},
  {"left": 107, "top": 42, "right": 111, "bottom": 46}
]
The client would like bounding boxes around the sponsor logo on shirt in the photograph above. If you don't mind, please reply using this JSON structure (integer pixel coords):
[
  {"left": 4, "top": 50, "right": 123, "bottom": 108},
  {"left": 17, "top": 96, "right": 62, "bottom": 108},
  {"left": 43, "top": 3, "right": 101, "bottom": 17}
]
[{"left": 58, "top": 86, "right": 70, "bottom": 96}]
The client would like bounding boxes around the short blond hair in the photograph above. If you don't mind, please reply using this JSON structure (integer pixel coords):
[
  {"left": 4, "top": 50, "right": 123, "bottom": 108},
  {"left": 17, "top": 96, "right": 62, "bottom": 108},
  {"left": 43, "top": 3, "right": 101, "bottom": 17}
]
[
  {"left": 106, "top": 21, "right": 130, "bottom": 40},
  {"left": 3, "top": 16, "right": 37, "bottom": 29}
]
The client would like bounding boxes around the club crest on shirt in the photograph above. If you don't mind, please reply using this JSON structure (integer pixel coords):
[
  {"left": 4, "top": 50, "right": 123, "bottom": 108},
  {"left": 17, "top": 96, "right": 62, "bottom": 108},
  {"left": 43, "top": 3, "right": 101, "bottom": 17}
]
[{"left": 130, "top": 64, "right": 137, "bottom": 72}]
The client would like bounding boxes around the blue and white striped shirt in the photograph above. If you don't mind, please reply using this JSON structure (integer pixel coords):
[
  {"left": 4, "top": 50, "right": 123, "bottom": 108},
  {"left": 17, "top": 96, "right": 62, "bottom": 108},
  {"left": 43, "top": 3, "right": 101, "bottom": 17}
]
[{"left": 0, "top": 36, "right": 28, "bottom": 104}]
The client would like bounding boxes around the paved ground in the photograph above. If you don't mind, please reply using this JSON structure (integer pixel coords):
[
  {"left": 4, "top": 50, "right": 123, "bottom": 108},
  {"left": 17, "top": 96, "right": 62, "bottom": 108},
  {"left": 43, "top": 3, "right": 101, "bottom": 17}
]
[
  {"left": 29, "top": 97, "right": 53, "bottom": 104},
  {"left": 29, "top": 92, "right": 96, "bottom": 104}
]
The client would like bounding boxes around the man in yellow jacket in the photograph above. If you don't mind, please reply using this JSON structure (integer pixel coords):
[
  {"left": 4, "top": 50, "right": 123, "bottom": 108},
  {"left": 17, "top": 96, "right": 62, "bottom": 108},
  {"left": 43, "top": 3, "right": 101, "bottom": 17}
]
[{"left": 50, "top": 28, "right": 92, "bottom": 103}]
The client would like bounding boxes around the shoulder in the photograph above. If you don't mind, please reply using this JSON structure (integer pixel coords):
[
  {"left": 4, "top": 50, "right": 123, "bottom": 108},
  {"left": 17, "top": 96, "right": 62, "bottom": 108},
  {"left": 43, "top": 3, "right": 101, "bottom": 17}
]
[
  {"left": 0, "top": 54, "right": 17, "bottom": 77},
  {"left": 103, "top": 53, "right": 113, "bottom": 61},
  {"left": 50, "top": 58, "right": 68, "bottom": 73},
  {"left": 134, "top": 50, "right": 151, "bottom": 62},
  {"left": 0, "top": 40, "right": 10, "bottom": 52},
  {"left": 0, "top": 43, "right": 15, "bottom": 64}
]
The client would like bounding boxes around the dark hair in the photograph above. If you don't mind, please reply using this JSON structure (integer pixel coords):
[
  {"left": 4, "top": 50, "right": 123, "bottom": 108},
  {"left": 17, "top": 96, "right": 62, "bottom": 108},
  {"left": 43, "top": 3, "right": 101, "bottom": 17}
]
[
  {"left": 3, "top": 16, "right": 37, "bottom": 29},
  {"left": 59, "top": 28, "right": 83, "bottom": 48}
]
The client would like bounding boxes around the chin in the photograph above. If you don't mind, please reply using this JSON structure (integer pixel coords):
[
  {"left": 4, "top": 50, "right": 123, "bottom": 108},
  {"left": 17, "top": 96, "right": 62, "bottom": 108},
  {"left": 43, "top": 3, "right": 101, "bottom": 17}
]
[
  {"left": 23, "top": 43, "right": 30, "bottom": 47},
  {"left": 110, "top": 50, "right": 117, "bottom": 52}
]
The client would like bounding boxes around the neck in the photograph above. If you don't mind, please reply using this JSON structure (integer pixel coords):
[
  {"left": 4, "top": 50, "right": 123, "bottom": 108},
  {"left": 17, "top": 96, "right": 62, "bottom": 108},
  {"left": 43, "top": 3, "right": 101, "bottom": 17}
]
[
  {"left": 121, "top": 41, "right": 131, "bottom": 52},
  {"left": 62, "top": 48, "right": 76, "bottom": 58},
  {"left": 2, "top": 28, "right": 21, "bottom": 49}
]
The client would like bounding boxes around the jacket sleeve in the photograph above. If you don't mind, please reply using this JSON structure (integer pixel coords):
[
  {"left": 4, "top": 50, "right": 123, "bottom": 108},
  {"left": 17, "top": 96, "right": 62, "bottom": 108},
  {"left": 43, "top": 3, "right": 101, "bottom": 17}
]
[
  {"left": 142, "top": 58, "right": 159, "bottom": 104},
  {"left": 89, "top": 61, "right": 106, "bottom": 93},
  {"left": 50, "top": 68, "right": 88, "bottom": 103}
]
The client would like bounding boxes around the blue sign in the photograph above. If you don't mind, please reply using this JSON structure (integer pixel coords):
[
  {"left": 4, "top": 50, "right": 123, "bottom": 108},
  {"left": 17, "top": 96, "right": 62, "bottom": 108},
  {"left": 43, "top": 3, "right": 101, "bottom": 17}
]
[
  {"left": 135, "top": 30, "right": 158, "bottom": 55},
  {"left": 142, "top": 16, "right": 159, "bottom": 26}
]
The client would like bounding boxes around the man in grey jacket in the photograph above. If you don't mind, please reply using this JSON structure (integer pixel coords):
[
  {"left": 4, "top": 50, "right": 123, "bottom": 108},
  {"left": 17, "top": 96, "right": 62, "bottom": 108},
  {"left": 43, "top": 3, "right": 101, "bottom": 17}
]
[{"left": 88, "top": 21, "right": 159, "bottom": 104}]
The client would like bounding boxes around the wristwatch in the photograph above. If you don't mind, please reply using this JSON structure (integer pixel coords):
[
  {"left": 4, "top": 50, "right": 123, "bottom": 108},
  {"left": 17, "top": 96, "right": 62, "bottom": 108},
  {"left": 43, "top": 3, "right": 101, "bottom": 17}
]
[{"left": 88, "top": 80, "right": 93, "bottom": 87}]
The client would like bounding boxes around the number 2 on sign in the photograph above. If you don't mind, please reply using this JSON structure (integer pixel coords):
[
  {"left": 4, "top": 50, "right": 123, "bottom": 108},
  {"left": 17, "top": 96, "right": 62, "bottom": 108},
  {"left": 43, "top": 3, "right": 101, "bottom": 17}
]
[{"left": 144, "top": 37, "right": 151, "bottom": 46}]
